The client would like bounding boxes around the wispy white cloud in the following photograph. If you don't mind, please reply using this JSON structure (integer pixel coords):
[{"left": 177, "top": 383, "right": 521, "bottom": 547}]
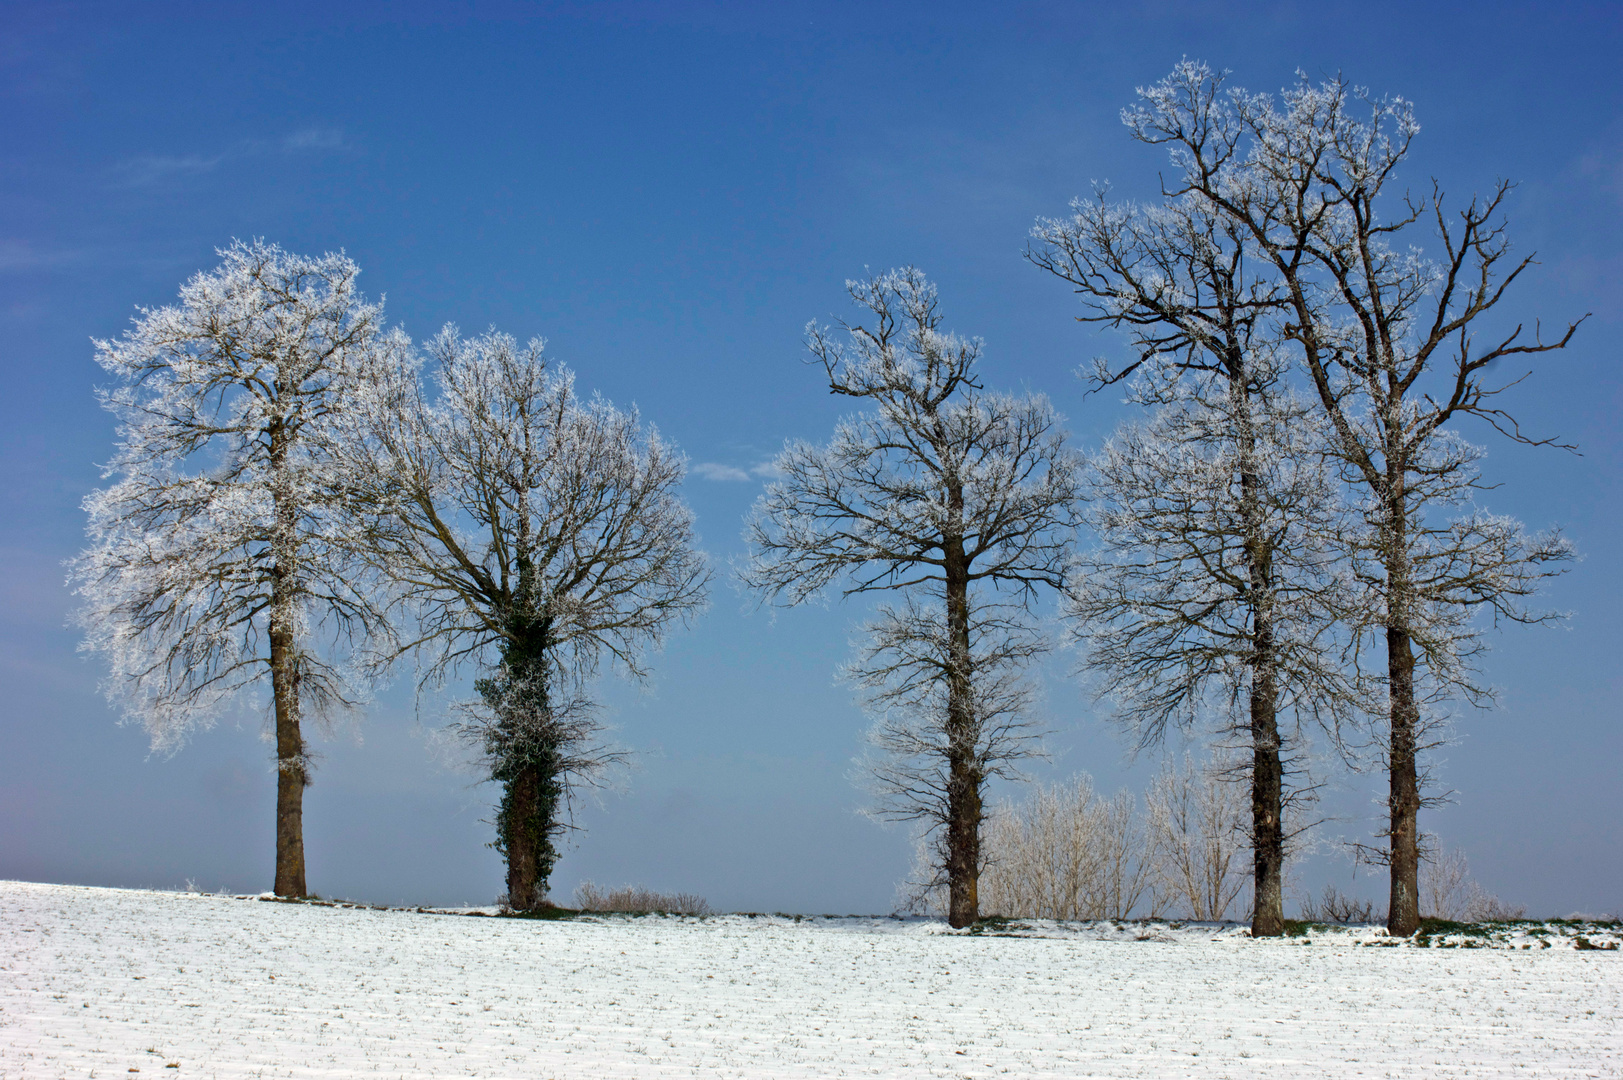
[
  {"left": 283, "top": 127, "right": 345, "bottom": 151},
  {"left": 693, "top": 459, "right": 782, "bottom": 482},
  {"left": 0, "top": 240, "right": 82, "bottom": 272},
  {"left": 114, "top": 153, "right": 225, "bottom": 187},
  {"left": 694, "top": 462, "right": 752, "bottom": 482},
  {"left": 112, "top": 127, "right": 348, "bottom": 189}
]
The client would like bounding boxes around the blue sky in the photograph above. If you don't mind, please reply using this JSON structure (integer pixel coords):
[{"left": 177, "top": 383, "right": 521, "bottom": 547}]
[{"left": 3, "top": 0, "right": 1619, "bottom": 914}]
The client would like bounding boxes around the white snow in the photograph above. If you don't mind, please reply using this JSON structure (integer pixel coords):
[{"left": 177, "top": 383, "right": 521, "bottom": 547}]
[{"left": 2, "top": 880, "right": 1619, "bottom": 1078}]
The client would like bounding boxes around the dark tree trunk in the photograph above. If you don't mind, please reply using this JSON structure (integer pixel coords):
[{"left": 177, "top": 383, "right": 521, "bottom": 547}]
[
  {"left": 1383, "top": 469, "right": 1422, "bottom": 937},
  {"left": 503, "top": 763, "right": 543, "bottom": 909},
  {"left": 1249, "top": 653, "right": 1285, "bottom": 936},
  {"left": 1233, "top": 366, "right": 1285, "bottom": 937},
  {"left": 943, "top": 525, "right": 981, "bottom": 929},
  {"left": 487, "top": 604, "right": 562, "bottom": 912},
  {"left": 270, "top": 619, "right": 307, "bottom": 898},
  {"left": 944, "top": 746, "right": 982, "bottom": 929},
  {"left": 1386, "top": 625, "right": 1422, "bottom": 935},
  {"left": 269, "top": 423, "right": 307, "bottom": 899}
]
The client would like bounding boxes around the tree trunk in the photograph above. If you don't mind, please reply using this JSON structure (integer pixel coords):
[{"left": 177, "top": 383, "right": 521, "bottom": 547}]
[
  {"left": 1386, "top": 625, "right": 1422, "bottom": 935},
  {"left": 944, "top": 749, "right": 982, "bottom": 928},
  {"left": 504, "top": 763, "right": 543, "bottom": 910},
  {"left": 943, "top": 528, "right": 980, "bottom": 929},
  {"left": 492, "top": 601, "right": 556, "bottom": 913},
  {"left": 1232, "top": 367, "right": 1286, "bottom": 937},
  {"left": 269, "top": 422, "right": 307, "bottom": 899},
  {"left": 270, "top": 620, "right": 307, "bottom": 898},
  {"left": 1382, "top": 464, "right": 1422, "bottom": 937},
  {"left": 1249, "top": 659, "right": 1285, "bottom": 936}
]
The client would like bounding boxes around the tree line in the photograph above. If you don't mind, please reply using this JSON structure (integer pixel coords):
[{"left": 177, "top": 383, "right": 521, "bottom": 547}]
[{"left": 73, "top": 63, "right": 1579, "bottom": 937}]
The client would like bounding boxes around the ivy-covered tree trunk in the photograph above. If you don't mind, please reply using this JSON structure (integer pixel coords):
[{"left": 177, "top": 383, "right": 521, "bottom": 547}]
[
  {"left": 349, "top": 326, "right": 708, "bottom": 917},
  {"left": 482, "top": 604, "right": 565, "bottom": 911},
  {"left": 494, "top": 748, "right": 561, "bottom": 910}
]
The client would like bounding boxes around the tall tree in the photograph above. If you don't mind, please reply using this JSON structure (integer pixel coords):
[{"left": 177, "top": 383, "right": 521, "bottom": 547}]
[
  {"left": 1029, "top": 191, "right": 1353, "bottom": 935},
  {"left": 1125, "top": 62, "right": 1579, "bottom": 934},
  {"left": 73, "top": 239, "right": 389, "bottom": 897},
  {"left": 742, "top": 269, "right": 1083, "bottom": 928},
  {"left": 351, "top": 327, "right": 708, "bottom": 909}
]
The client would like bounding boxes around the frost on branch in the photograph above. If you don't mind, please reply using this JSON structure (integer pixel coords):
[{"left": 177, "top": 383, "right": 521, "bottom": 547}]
[
  {"left": 71, "top": 238, "right": 393, "bottom": 897},
  {"left": 74, "top": 240, "right": 387, "bottom": 752},
  {"left": 349, "top": 325, "right": 709, "bottom": 908},
  {"left": 1111, "top": 60, "right": 1578, "bottom": 935},
  {"left": 1030, "top": 147, "right": 1356, "bottom": 935},
  {"left": 743, "top": 268, "right": 1083, "bottom": 928}
]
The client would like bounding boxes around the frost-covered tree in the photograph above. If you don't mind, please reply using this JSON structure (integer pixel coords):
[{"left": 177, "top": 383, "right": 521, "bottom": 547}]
[
  {"left": 742, "top": 269, "right": 1083, "bottom": 928},
  {"left": 1146, "top": 753, "right": 1249, "bottom": 922},
  {"left": 351, "top": 327, "right": 708, "bottom": 910},
  {"left": 1125, "top": 62, "right": 1579, "bottom": 934},
  {"left": 1029, "top": 191, "right": 1354, "bottom": 935},
  {"left": 72, "top": 240, "right": 390, "bottom": 897},
  {"left": 971, "top": 774, "right": 1157, "bottom": 921}
]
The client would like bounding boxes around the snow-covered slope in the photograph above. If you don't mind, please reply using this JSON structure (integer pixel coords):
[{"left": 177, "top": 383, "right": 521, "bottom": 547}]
[{"left": 2, "top": 880, "right": 1618, "bottom": 1077}]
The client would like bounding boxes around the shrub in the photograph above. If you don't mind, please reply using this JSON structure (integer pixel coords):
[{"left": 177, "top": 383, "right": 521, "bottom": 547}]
[
  {"left": 573, "top": 881, "right": 712, "bottom": 916},
  {"left": 1300, "top": 885, "right": 1379, "bottom": 924}
]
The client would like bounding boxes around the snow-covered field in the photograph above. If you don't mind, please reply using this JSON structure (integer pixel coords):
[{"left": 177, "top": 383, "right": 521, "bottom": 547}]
[{"left": 2, "top": 881, "right": 1619, "bottom": 1078}]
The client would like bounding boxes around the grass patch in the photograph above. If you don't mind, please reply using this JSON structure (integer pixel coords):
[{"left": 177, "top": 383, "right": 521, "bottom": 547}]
[
  {"left": 966, "top": 915, "right": 1033, "bottom": 939},
  {"left": 498, "top": 905, "right": 583, "bottom": 921}
]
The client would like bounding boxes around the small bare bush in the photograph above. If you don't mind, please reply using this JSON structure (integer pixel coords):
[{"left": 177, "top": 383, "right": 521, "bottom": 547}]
[
  {"left": 573, "top": 881, "right": 713, "bottom": 916},
  {"left": 1421, "top": 845, "right": 1526, "bottom": 922},
  {"left": 1463, "top": 891, "right": 1526, "bottom": 922},
  {"left": 1421, "top": 846, "right": 1474, "bottom": 920},
  {"left": 1301, "top": 885, "right": 1378, "bottom": 923}
]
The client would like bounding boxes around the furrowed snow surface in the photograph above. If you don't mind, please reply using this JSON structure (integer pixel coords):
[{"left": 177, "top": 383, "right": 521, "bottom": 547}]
[{"left": 2, "top": 881, "right": 1618, "bottom": 1078}]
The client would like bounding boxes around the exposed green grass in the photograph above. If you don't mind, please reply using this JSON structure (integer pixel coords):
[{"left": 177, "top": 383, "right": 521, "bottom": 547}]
[
  {"left": 966, "top": 915, "right": 1040, "bottom": 939},
  {"left": 1281, "top": 920, "right": 1328, "bottom": 937},
  {"left": 1574, "top": 936, "right": 1620, "bottom": 951}
]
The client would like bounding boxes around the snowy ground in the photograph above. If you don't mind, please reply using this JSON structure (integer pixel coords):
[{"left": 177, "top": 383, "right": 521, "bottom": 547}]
[{"left": 2, "top": 881, "right": 1619, "bottom": 1078}]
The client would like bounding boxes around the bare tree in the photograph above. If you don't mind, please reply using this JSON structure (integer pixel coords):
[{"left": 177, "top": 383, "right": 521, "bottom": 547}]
[
  {"left": 978, "top": 780, "right": 1097, "bottom": 920},
  {"left": 1419, "top": 845, "right": 1473, "bottom": 921},
  {"left": 743, "top": 269, "right": 1083, "bottom": 927},
  {"left": 1087, "top": 785, "right": 1157, "bottom": 921},
  {"left": 997, "top": 780, "right": 1154, "bottom": 920},
  {"left": 72, "top": 240, "right": 389, "bottom": 897},
  {"left": 1420, "top": 844, "right": 1526, "bottom": 922},
  {"left": 968, "top": 774, "right": 1158, "bottom": 921},
  {"left": 1029, "top": 190, "right": 1353, "bottom": 935},
  {"left": 351, "top": 326, "right": 709, "bottom": 909},
  {"left": 1146, "top": 754, "right": 1248, "bottom": 921},
  {"left": 968, "top": 758, "right": 1249, "bottom": 924},
  {"left": 1121, "top": 61, "right": 1578, "bottom": 935}
]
